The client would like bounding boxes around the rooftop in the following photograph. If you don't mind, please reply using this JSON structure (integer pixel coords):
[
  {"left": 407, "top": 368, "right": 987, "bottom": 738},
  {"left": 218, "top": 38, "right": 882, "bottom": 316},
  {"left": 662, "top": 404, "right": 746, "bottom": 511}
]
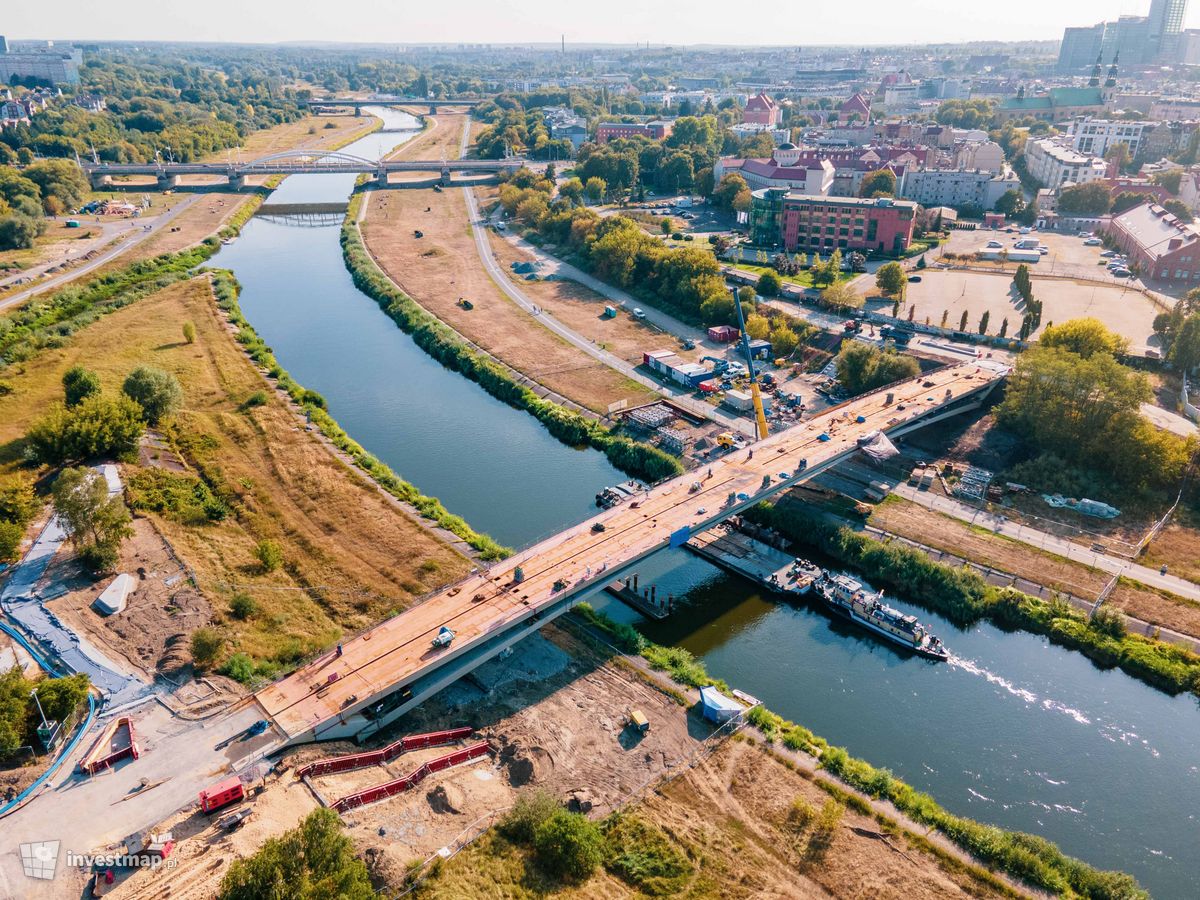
[{"left": 1110, "top": 202, "right": 1200, "bottom": 260}]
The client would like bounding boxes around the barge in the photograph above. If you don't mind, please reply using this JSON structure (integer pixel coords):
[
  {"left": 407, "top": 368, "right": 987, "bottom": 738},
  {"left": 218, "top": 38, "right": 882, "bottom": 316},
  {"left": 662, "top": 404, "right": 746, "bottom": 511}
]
[
  {"left": 686, "top": 525, "right": 822, "bottom": 598},
  {"left": 814, "top": 573, "right": 949, "bottom": 660},
  {"left": 595, "top": 480, "right": 648, "bottom": 509}
]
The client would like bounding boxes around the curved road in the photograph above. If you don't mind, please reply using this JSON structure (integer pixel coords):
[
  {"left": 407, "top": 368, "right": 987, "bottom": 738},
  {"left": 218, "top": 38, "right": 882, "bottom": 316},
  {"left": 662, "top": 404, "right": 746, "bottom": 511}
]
[{"left": 0, "top": 196, "right": 200, "bottom": 312}]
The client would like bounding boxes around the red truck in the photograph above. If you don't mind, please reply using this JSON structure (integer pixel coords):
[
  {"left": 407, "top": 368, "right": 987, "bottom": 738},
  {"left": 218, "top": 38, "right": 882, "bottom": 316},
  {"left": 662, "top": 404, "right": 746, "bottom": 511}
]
[{"left": 199, "top": 776, "right": 245, "bottom": 814}]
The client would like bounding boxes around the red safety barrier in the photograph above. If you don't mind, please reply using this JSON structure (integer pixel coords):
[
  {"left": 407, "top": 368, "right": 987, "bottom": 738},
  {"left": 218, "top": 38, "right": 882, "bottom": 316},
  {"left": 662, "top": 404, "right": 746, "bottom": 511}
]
[
  {"left": 297, "top": 727, "right": 473, "bottom": 779},
  {"left": 78, "top": 716, "right": 140, "bottom": 775},
  {"left": 331, "top": 741, "right": 489, "bottom": 813}
]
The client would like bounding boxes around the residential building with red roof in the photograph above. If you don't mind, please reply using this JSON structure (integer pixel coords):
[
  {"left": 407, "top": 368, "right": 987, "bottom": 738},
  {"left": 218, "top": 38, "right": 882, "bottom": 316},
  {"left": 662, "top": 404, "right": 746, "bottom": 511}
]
[{"left": 743, "top": 93, "right": 781, "bottom": 127}]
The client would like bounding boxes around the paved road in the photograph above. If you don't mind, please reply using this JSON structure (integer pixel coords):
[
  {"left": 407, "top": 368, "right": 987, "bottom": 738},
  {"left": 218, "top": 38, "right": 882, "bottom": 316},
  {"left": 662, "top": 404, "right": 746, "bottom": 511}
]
[
  {"left": 891, "top": 483, "right": 1200, "bottom": 601},
  {"left": 0, "top": 196, "right": 200, "bottom": 312},
  {"left": 0, "top": 468, "right": 151, "bottom": 705},
  {"left": 1140, "top": 401, "right": 1198, "bottom": 438}
]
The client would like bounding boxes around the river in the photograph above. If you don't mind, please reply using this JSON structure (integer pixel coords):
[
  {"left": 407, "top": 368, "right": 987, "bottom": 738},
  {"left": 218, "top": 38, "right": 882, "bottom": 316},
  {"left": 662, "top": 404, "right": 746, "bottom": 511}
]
[{"left": 215, "top": 109, "right": 1198, "bottom": 898}]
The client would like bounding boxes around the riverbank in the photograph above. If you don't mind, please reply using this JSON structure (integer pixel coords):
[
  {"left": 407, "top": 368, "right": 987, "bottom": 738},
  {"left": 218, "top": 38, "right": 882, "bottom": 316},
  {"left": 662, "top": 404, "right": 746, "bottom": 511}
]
[
  {"left": 342, "top": 192, "right": 682, "bottom": 484},
  {"left": 573, "top": 603, "right": 1145, "bottom": 899}
]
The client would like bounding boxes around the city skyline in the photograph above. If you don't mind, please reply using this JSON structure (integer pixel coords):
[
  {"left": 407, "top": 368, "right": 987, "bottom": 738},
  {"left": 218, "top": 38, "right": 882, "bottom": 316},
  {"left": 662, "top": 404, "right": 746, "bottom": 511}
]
[{"left": 5, "top": 0, "right": 1200, "bottom": 47}]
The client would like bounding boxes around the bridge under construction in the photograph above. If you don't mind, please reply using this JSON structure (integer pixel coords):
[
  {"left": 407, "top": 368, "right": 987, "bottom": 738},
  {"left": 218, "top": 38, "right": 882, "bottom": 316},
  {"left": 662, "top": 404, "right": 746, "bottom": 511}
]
[{"left": 254, "top": 361, "right": 1008, "bottom": 748}]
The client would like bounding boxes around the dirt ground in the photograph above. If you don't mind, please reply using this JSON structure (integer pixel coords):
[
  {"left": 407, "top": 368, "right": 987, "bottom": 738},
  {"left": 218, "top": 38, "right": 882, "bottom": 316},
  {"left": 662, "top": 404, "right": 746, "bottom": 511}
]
[
  {"left": 0, "top": 275, "right": 470, "bottom": 663},
  {"left": 898, "top": 268, "right": 1163, "bottom": 351},
  {"left": 45, "top": 517, "right": 210, "bottom": 681},
  {"left": 486, "top": 229, "right": 701, "bottom": 368},
  {"left": 360, "top": 114, "right": 652, "bottom": 414}
]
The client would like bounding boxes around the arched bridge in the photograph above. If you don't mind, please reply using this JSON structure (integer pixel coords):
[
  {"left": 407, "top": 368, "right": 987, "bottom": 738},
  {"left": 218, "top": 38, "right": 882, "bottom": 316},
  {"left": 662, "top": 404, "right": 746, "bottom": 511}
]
[
  {"left": 307, "top": 96, "right": 486, "bottom": 116},
  {"left": 82, "top": 148, "right": 525, "bottom": 190}
]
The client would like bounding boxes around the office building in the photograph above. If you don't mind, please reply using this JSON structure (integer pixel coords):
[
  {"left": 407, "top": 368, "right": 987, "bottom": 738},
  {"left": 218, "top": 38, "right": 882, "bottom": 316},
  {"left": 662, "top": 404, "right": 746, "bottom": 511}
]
[
  {"left": 750, "top": 188, "right": 917, "bottom": 255},
  {"left": 0, "top": 37, "right": 82, "bottom": 85}
]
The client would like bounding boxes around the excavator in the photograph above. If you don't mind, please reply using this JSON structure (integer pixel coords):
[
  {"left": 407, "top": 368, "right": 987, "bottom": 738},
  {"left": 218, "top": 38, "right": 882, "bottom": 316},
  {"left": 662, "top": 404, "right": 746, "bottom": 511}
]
[{"left": 730, "top": 287, "right": 770, "bottom": 441}]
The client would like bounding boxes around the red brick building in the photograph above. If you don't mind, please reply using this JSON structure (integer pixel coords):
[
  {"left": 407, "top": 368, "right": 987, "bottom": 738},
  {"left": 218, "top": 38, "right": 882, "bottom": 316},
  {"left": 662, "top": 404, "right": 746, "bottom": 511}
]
[
  {"left": 594, "top": 120, "right": 673, "bottom": 144},
  {"left": 751, "top": 188, "right": 918, "bottom": 254},
  {"left": 743, "top": 93, "right": 780, "bottom": 127},
  {"left": 1104, "top": 202, "right": 1200, "bottom": 286}
]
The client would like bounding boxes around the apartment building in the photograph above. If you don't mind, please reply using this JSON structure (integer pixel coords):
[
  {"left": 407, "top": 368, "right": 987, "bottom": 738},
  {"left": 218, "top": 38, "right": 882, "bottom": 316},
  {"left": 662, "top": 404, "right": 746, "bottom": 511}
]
[{"left": 1024, "top": 137, "right": 1108, "bottom": 188}]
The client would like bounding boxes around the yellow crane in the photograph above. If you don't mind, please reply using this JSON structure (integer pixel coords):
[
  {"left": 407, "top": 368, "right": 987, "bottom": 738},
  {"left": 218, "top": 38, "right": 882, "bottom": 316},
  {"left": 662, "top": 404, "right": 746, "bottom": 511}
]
[{"left": 731, "top": 288, "right": 770, "bottom": 440}]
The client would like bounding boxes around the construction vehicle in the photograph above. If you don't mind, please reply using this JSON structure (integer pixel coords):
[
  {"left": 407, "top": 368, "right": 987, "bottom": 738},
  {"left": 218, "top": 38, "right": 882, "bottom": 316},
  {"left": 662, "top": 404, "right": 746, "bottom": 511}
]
[
  {"left": 730, "top": 288, "right": 770, "bottom": 440},
  {"left": 716, "top": 432, "right": 737, "bottom": 449},
  {"left": 701, "top": 355, "right": 730, "bottom": 375},
  {"left": 457, "top": 298, "right": 474, "bottom": 310},
  {"left": 627, "top": 709, "right": 650, "bottom": 734},
  {"left": 431, "top": 626, "right": 455, "bottom": 649}
]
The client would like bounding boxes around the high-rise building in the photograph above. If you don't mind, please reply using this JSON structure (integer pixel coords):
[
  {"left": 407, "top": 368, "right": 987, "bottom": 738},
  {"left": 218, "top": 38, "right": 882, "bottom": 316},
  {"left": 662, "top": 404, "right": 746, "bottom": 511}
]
[
  {"left": 0, "top": 37, "right": 82, "bottom": 85},
  {"left": 1058, "top": 0, "right": 1190, "bottom": 67}
]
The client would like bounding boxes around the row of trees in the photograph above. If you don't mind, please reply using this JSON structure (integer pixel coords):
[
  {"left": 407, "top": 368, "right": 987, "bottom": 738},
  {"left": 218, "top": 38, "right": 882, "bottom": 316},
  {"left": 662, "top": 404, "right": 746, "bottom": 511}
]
[
  {"left": 1152, "top": 288, "right": 1200, "bottom": 373},
  {"left": 0, "top": 474, "right": 37, "bottom": 564},
  {"left": 835, "top": 341, "right": 920, "bottom": 395},
  {"left": 1012, "top": 263, "right": 1043, "bottom": 340},
  {"left": 0, "top": 667, "right": 89, "bottom": 752}
]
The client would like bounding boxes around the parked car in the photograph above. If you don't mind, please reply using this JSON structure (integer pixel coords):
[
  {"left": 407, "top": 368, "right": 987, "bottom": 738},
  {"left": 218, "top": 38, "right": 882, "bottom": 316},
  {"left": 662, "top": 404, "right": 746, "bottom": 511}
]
[
  {"left": 1112, "top": 268, "right": 1133, "bottom": 278},
  {"left": 1101, "top": 250, "right": 1118, "bottom": 258},
  {"left": 1037, "top": 246, "right": 1049, "bottom": 255},
  {"left": 985, "top": 240, "right": 1003, "bottom": 249},
  {"left": 1019, "top": 226, "right": 1032, "bottom": 234},
  {"left": 1084, "top": 238, "right": 1102, "bottom": 246},
  {"left": 633, "top": 308, "right": 646, "bottom": 319},
  {"left": 907, "top": 275, "right": 922, "bottom": 283}
]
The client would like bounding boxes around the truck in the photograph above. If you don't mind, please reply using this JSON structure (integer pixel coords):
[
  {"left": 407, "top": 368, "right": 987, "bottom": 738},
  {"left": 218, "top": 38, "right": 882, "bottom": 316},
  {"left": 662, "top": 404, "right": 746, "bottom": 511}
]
[
  {"left": 431, "top": 626, "right": 455, "bottom": 649},
  {"left": 602, "top": 305, "right": 618, "bottom": 318}
]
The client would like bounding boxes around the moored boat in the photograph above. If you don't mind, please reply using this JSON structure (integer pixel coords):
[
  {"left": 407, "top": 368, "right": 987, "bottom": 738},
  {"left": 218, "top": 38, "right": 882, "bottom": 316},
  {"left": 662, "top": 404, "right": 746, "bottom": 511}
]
[{"left": 814, "top": 573, "right": 949, "bottom": 660}]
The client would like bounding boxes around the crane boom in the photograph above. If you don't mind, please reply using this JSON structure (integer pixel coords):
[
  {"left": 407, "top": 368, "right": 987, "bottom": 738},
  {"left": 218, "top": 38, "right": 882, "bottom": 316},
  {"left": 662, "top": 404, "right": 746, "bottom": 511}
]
[{"left": 730, "top": 288, "right": 769, "bottom": 440}]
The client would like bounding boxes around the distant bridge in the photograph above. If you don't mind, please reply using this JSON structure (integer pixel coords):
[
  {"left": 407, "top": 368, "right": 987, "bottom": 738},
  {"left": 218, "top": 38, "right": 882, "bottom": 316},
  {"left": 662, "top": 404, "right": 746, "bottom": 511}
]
[
  {"left": 82, "top": 149, "right": 525, "bottom": 190},
  {"left": 307, "top": 96, "right": 486, "bottom": 115}
]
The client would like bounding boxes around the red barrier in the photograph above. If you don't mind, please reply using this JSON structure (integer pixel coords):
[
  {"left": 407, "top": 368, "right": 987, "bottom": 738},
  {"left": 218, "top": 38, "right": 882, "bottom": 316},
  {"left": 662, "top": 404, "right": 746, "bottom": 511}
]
[
  {"left": 297, "top": 727, "right": 473, "bottom": 779},
  {"left": 78, "top": 716, "right": 140, "bottom": 776},
  {"left": 332, "top": 741, "right": 490, "bottom": 813}
]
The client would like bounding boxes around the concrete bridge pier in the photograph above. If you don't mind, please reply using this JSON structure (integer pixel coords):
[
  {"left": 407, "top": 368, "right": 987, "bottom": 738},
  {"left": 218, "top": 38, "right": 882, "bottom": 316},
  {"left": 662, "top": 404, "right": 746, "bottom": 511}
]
[
  {"left": 90, "top": 172, "right": 112, "bottom": 190},
  {"left": 227, "top": 172, "right": 247, "bottom": 191},
  {"left": 441, "top": 166, "right": 451, "bottom": 181},
  {"left": 355, "top": 106, "right": 363, "bottom": 117},
  {"left": 157, "top": 173, "right": 180, "bottom": 191},
  {"left": 375, "top": 169, "right": 389, "bottom": 187}
]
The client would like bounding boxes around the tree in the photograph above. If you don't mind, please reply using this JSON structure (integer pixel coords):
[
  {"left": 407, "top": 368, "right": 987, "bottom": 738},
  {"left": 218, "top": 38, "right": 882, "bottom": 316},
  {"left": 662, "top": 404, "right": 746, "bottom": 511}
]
[
  {"left": 736, "top": 285, "right": 756, "bottom": 307},
  {"left": 0, "top": 214, "right": 46, "bottom": 251},
  {"left": 858, "top": 169, "right": 896, "bottom": 198},
  {"left": 122, "top": 366, "right": 182, "bottom": 426},
  {"left": 1111, "top": 191, "right": 1146, "bottom": 214},
  {"left": 1000, "top": 317, "right": 1009, "bottom": 338},
  {"left": 994, "top": 189, "right": 1025, "bottom": 218},
  {"left": 62, "top": 366, "right": 101, "bottom": 408},
  {"left": 255, "top": 539, "right": 283, "bottom": 573},
  {"left": 875, "top": 261, "right": 906, "bottom": 297},
  {"left": 820, "top": 281, "right": 864, "bottom": 310},
  {"left": 51, "top": 467, "right": 132, "bottom": 572},
  {"left": 757, "top": 271, "right": 782, "bottom": 297},
  {"left": 916, "top": 254, "right": 927, "bottom": 270},
  {"left": 745, "top": 313, "right": 771, "bottom": 341},
  {"left": 182, "top": 322, "right": 196, "bottom": 344},
  {"left": 219, "top": 809, "right": 374, "bottom": 900},
  {"left": 1040, "top": 318, "right": 1129, "bottom": 358},
  {"left": 26, "top": 395, "right": 145, "bottom": 464},
  {"left": 191, "top": 628, "right": 224, "bottom": 670},
  {"left": 836, "top": 342, "right": 919, "bottom": 395},
  {"left": 533, "top": 809, "right": 605, "bottom": 883},
  {"left": 1164, "top": 199, "right": 1194, "bottom": 223},
  {"left": 1057, "top": 182, "right": 1112, "bottom": 217},
  {"left": 959, "top": 310, "right": 969, "bottom": 331},
  {"left": 559, "top": 177, "right": 584, "bottom": 205},
  {"left": 1168, "top": 314, "right": 1200, "bottom": 373},
  {"left": 1153, "top": 170, "right": 1183, "bottom": 195},
  {"left": 584, "top": 177, "right": 607, "bottom": 203},
  {"left": 978, "top": 310, "right": 991, "bottom": 334},
  {"left": 23, "top": 159, "right": 89, "bottom": 212},
  {"left": 712, "top": 172, "right": 749, "bottom": 208},
  {"left": 770, "top": 323, "right": 801, "bottom": 357}
]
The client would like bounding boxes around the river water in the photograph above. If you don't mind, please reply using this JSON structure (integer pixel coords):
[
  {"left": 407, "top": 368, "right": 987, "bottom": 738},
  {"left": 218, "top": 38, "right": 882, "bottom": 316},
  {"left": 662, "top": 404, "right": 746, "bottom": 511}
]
[{"left": 214, "top": 109, "right": 1199, "bottom": 898}]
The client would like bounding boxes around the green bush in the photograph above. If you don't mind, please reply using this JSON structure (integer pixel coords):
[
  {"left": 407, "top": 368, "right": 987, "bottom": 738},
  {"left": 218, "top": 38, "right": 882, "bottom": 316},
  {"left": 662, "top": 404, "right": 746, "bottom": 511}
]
[
  {"left": 220, "top": 652, "right": 256, "bottom": 684},
  {"left": 229, "top": 593, "right": 257, "bottom": 620},
  {"left": 26, "top": 394, "right": 146, "bottom": 464},
  {"left": 254, "top": 539, "right": 283, "bottom": 573},
  {"left": 238, "top": 391, "right": 268, "bottom": 412},
  {"left": 191, "top": 627, "right": 224, "bottom": 670},
  {"left": 122, "top": 365, "right": 183, "bottom": 425},
  {"left": 533, "top": 809, "right": 605, "bottom": 883},
  {"left": 62, "top": 365, "right": 101, "bottom": 408},
  {"left": 603, "top": 815, "right": 692, "bottom": 895},
  {"left": 125, "top": 468, "right": 229, "bottom": 524},
  {"left": 501, "top": 790, "right": 559, "bottom": 844}
]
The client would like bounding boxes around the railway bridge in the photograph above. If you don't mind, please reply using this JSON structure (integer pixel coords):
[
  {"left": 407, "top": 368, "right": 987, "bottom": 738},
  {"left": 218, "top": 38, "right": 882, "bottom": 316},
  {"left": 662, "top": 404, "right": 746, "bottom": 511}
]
[
  {"left": 253, "top": 361, "right": 1009, "bottom": 749},
  {"left": 82, "top": 149, "right": 525, "bottom": 191}
]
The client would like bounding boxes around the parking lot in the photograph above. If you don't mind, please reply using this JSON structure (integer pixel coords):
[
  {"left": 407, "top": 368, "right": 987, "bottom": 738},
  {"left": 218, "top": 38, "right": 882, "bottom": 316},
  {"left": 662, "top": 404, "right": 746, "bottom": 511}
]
[{"left": 937, "top": 227, "right": 1146, "bottom": 286}]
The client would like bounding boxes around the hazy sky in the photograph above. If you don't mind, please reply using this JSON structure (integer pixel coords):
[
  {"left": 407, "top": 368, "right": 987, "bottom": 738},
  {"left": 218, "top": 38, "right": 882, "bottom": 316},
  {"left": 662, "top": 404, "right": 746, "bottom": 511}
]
[{"left": 4, "top": 0, "right": 1198, "bottom": 47}]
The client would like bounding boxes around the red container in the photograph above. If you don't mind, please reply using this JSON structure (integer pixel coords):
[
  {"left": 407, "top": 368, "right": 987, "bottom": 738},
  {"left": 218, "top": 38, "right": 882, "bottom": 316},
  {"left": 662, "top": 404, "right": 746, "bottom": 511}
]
[{"left": 199, "top": 776, "right": 245, "bottom": 813}]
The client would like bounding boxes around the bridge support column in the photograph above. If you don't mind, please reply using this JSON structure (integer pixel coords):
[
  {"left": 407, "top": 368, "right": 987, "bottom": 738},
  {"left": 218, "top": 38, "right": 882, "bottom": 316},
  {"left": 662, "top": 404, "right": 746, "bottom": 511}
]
[
  {"left": 375, "top": 169, "right": 389, "bottom": 187},
  {"left": 355, "top": 106, "right": 363, "bottom": 117},
  {"left": 157, "top": 173, "right": 179, "bottom": 191},
  {"left": 441, "top": 166, "right": 451, "bottom": 182},
  {"left": 90, "top": 172, "right": 112, "bottom": 190},
  {"left": 227, "top": 173, "right": 246, "bottom": 191}
]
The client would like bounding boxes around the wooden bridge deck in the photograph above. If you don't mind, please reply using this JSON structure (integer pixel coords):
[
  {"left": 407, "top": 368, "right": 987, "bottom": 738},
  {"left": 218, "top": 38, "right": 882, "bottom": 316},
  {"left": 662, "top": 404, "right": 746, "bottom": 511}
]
[{"left": 255, "top": 362, "right": 1006, "bottom": 741}]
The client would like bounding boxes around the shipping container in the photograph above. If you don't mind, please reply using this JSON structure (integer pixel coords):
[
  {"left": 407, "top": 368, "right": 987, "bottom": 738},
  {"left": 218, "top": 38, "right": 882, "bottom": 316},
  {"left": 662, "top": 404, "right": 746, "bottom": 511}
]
[
  {"left": 707, "top": 325, "right": 739, "bottom": 343},
  {"left": 199, "top": 777, "right": 245, "bottom": 814}
]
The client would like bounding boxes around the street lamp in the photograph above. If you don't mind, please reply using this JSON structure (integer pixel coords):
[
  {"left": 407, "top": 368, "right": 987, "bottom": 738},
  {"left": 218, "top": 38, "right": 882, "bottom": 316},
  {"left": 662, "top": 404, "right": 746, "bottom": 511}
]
[{"left": 30, "top": 689, "right": 48, "bottom": 730}]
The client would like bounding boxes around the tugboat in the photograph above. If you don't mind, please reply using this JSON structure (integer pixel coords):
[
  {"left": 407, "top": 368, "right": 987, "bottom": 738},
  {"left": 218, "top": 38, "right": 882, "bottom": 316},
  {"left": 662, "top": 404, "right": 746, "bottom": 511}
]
[{"left": 814, "top": 573, "right": 949, "bottom": 660}]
